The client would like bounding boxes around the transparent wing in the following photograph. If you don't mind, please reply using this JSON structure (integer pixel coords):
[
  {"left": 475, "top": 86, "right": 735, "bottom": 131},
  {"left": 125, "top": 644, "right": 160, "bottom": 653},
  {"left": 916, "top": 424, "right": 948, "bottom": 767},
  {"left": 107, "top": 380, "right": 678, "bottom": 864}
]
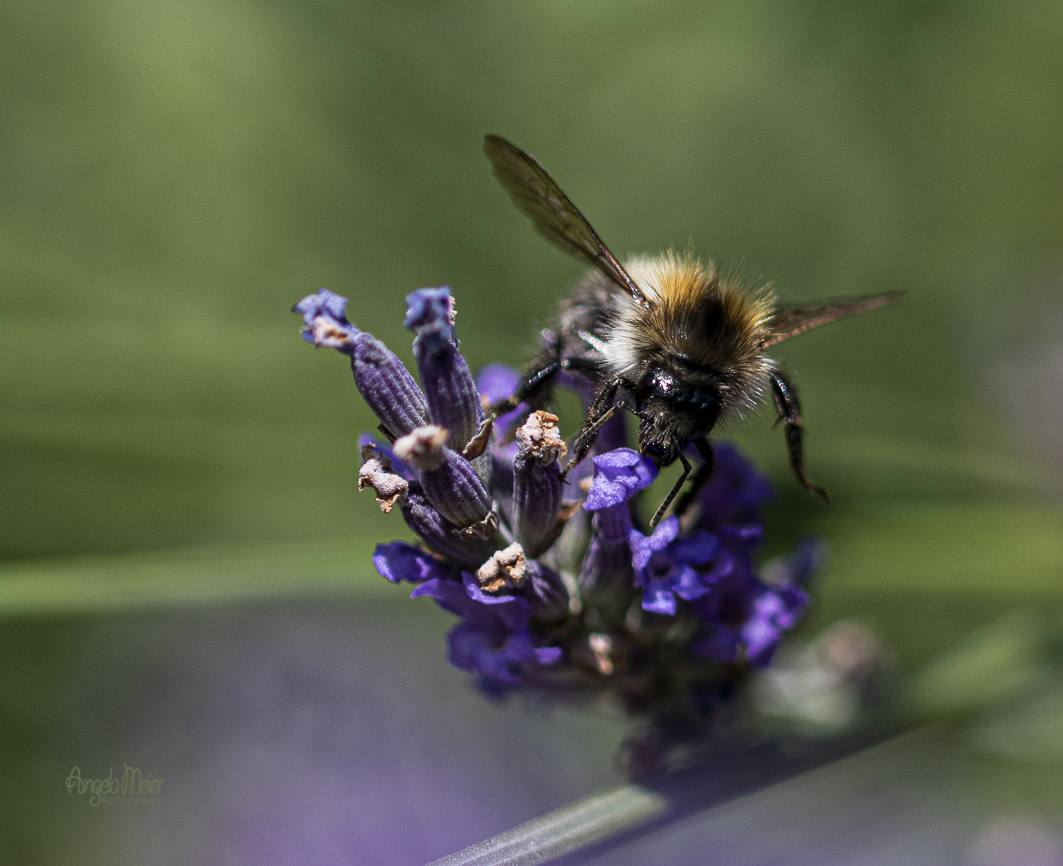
[
  {"left": 762, "top": 293, "right": 901, "bottom": 348},
  {"left": 484, "top": 134, "right": 653, "bottom": 310}
]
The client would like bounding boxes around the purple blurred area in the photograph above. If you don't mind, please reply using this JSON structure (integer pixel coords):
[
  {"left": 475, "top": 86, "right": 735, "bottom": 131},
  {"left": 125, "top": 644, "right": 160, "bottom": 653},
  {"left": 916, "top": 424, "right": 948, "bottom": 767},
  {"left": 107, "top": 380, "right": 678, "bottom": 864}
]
[
  {"left": 14, "top": 596, "right": 626, "bottom": 864},
  {"left": 8, "top": 593, "right": 1063, "bottom": 865}
]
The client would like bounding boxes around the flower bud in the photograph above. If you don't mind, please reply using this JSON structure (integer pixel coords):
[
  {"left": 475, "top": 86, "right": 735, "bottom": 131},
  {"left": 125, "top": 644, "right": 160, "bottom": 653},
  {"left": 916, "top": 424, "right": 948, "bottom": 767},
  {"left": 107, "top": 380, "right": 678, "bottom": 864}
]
[
  {"left": 405, "top": 287, "right": 484, "bottom": 452},
  {"left": 293, "top": 290, "right": 430, "bottom": 438},
  {"left": 511, "top": 411, "right": 566, "bottom": 557},
  {"left": 394, "top": 425, "right": 492, "bottom": 528},
  {"left": 351, "top": 330, "right": 430, "bottom": 439},
  {"left": 578, "top": 503, "right": 634, "bottom": 608},
  {"left": 523, "top": 561, "right": 570, "bottom": 621},
  {"left": 399, "top": 484, "right": 497, "bottom": 570}
]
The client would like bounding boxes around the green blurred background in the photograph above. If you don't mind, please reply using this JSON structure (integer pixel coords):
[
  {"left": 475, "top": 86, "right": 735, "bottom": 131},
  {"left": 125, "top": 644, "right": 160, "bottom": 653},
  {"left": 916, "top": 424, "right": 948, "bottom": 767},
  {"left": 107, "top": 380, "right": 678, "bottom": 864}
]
[
  {"left": 2, "top": 0, "right": 1063, "bottom": 862},
  {"left": 3, "top": 0, "right": 1061, "bottom": 564}
]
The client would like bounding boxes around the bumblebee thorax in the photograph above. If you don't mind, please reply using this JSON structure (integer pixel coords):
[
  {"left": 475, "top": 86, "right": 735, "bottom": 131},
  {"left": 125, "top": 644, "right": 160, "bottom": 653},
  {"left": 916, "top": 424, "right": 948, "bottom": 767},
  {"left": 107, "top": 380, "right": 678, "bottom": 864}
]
[{"left": 604, "top": 252, "right": 775, "bottom": 416}]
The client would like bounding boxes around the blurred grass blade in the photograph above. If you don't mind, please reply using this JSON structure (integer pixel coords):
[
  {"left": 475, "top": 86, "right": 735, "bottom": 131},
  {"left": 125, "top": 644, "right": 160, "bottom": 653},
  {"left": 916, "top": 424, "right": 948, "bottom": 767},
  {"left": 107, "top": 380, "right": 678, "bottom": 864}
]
[
  {"left": 428, "top": 785, "right": 668, "bottom": 866},
  {"left": 429, "top": 732, "right": 892, "bottom": 866},
  {"left": 899, "top": 610, "right": 1052, "bottom": 722},
  {"left": 0, "top": 539, "right": 399, "bottom": 617}
]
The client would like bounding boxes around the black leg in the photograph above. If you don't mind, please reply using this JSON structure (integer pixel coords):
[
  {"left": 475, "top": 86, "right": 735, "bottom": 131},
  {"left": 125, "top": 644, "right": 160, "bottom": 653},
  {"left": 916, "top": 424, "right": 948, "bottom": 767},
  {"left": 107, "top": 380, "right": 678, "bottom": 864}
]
[
  {"left": 562, "top": 376, "right": 625, "bottom": 478},
  {"left": 487, "top": 356, "right": 560, "bottom": 416},
  {"left": 487, "top": 351, "right": 603, "bottom": 417},
  {"left": 670, "top": 437, "right": 715, "bottom": 519},
  {"left": 649, "top": 439, "right": 692, "bottom": 529},
  {"left": 485, "top": 325, "right": 566, "bottom": 416},
  {"left": 560, "top": 355, "right": 602, "bottom": 375},
  {"left": 770, "top": 370, "right": 829, "bottom": 502}
]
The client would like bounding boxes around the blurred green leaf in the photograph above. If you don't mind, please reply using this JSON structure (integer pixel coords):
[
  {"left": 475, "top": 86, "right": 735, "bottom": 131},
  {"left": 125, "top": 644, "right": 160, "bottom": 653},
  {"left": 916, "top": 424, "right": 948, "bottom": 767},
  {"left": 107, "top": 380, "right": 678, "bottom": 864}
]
[
  {"left": 0, "top": 538, "right": 401, "bottom": 617},
  {"left": 822, "top": 502, "right": 1063, "bottom": 595},
  {"left": 971, "top": 677, "right": 1063, "bottom": 759},
  {"left": 899, "top": 611, "right": 1053, "bottom": 722},
  {"left": 2, "top": 0, "right": 1063, "bottom": 560}
]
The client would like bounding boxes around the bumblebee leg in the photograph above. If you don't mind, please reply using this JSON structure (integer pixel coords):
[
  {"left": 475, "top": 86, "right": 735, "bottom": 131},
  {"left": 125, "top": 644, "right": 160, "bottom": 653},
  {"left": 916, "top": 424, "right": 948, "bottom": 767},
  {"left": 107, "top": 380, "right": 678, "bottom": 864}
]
[
  {"left": 559, "top": 356, "right": 601, "bottom": 375},
  {"left": 649, "top": 441, "right": 692, "bottom": 529},
  {"left": 562, "top": 376, "right": 624, "bottom": 479},
  {"left": 670, "top": 437, "right": 715, "bottom": 519},
  {"left": 483, "top": 324, "right": 566, "bottom": 416},
  {"left": 487, "top": 353, "right": 603, "bottom": 418},
  {"left": 770, "top": 370, "right": 829, "bottom": 502},
  {"left": 487, "top": 357, "right": 560, "bottom": 416}
]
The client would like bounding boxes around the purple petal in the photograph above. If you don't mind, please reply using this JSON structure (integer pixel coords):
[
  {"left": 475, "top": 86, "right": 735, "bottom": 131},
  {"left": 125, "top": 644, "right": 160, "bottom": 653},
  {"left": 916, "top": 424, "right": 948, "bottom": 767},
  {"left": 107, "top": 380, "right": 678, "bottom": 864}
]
[
  {"left": 447, "top": 623, "right": 560, "bottom": 684},
  {"left": 671, "top": 531, "right": 719, "bottom": 566},
  {"left": 742, "top": 610, "right": 783, "bottom": 667},
  {"left": 628, "top": 516, "right": 680, "bottom": 571},
  {"left": 741, "top": 585, "right": 811, "bottom": 667},
  {"left": 499, "top": 630, "right": 548, "bottom": 665},
  {"left": 411, "top": 578, "right": 494, "bottom": 629},
  {"left": 584, "top": 449, "right": 657, "bottom": 511},
  {"left": 533, "top": 644, "right": 563, "bottom": 665},
  {"left": 778, "top": 584, "right": 811, "bottom": 626},
  {"left": 292, "top": 288, "right": 350, "bottom": 326},
  {"left": 371, "top": 541, "right": 448, "bottom": 584},
  {"left": 476, "top": 364, "right": 521, "bottom": 404},
  {"left": 697, "top": 442, "right": 774, "bottom": 530},
  {"left": 446, "top": 622, "right": 493, "bottom": 668},
  {"left": 447, "top": 624, "right": 518, "bottom": 683},
  {"left": 642, "top": 581, "right": 677, "bottom": 615},
  {"left": 403, "top": 286, "right": 454, "bottom": 336},
  {"left": 477, "top": 364, "right": 528, "bottom": 441},
  {"left": 461, "top": 572, "right": 532, "bottom": 632},
  {"left": 671, "top": 565, "right": 712, "bottom": 601}
]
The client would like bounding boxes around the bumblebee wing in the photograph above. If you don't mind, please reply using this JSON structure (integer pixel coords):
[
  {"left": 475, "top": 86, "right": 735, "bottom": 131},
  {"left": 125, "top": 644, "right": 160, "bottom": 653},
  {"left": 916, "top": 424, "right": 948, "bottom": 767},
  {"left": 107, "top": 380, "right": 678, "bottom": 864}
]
[
  {"left": 484, "top": 134, "right": 654, "bottom": 310},
  {"left": 762, "top": 293, "right": 900, "bottom": 347}
]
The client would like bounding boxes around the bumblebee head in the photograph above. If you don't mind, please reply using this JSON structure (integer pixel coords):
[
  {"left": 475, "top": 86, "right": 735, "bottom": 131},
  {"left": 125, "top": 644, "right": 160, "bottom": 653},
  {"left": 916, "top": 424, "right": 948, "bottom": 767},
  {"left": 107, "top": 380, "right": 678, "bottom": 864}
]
[{"left": 634, "top": 369, "right": 721, "bottom": 466}]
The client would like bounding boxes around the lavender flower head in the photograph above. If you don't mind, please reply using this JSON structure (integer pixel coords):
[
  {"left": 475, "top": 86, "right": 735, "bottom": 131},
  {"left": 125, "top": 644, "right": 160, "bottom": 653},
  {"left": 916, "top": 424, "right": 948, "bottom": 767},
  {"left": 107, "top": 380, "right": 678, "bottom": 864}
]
[{"left": 294, "top": 287, "right": 819, "bottom": 760}]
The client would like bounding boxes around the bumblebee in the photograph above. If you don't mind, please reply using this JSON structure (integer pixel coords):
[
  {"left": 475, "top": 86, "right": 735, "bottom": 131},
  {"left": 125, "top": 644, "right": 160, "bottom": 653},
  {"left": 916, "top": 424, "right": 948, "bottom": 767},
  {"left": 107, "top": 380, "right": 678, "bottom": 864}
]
[{"left": 484, "top": 135, "right": 897, "bottom": 526}]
